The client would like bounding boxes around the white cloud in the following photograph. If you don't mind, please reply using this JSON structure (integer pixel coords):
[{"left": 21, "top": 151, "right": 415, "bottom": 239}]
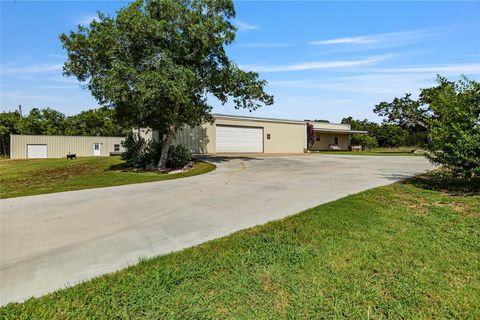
[
  {"left": 372, "top": 63, "right": 480, "bottom": 75},
  {"left": 308, "top": 29, "right": 440, "bottom": 46},
  {"left": 1, "top": 91, "right": 69, "bottom": 102},
  {"left": 47, "top": 54, "right": 67, "bottom": 60},
  {"left": 34, "top": 85, "right": 78, "bottom": 89},
  {"left": 78, "top": 13, "right": 97, "bottom": 25},
  {"left": 49, "top": 76, "right": 81, "bottom": 84},
  {"left": 1, "top": 63, "right": 63, "bottom": 75},
  {"left": 239, "top": 42, "right": 295, "bottom": 48},
  {"left": 309, "top": 36, "right": 378, "bottom": 45},
  {"left": 268, "top": 63, "right": 480, "bottom": 96},
  {"left": 235, "top": 20, "right": 259, "bottom": 31},
  {"left": 241, "top": 54, "right": 393, "bottom": 72}
]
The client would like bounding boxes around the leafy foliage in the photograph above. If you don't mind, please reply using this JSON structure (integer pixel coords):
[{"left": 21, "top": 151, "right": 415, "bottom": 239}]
[
  {"left": 375, "top": 76, "right": 480, "bottom": 176},
  {"left": 20, "top": 108, "right": 66, "bottom": 135},
  {"left": 64, "top": 107, "right": 127, "bottom": 136},
  {"left": 351, "top": 134, "right": 378, "bottom": 150},
  {"left": 341, "top": 116, "right": 426, "bottom": 148},
  {"left": 60, "top": 0, "right": 273, "bottom": 168},
  {"left": 0, "top": 111, "right": 22, "bottom": 156},
  {"left": 374, "top": 93, "right": 430, "bottom": 130},
  {"left": 121, "top": 132, "right": 161, "bottom": 170},
  {"left": 424, "top": 77, "right": 480, "bottom": 176},
  {"left": 167, "top": 145, "right": 191, "bottom": 169},
  {"left": 306, "top": 123, "right": 316, "bottom": 149},
  {"left": 341, "top": 117, "right": 379, "bottom": 135},
  {"left": 376, "top": 125, "right": 409, "bottom": 147},
  {"left": 121, "top": 133, "right": 191, "bottom": 170}
]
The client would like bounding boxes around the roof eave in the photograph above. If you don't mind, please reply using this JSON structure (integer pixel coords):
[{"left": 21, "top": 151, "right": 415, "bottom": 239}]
[{"left": 314, "top": 129, "right": 368, "bottom": 134}]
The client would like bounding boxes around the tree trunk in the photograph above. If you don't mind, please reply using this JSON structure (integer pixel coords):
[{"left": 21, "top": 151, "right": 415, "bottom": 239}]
[
  {"left": 157, "top": 126, "right": 175, "bottom": 170},
  {"left": 158, "top": 104, "right": 180, "bottom": 170},
  {"left": 425, "top": 127, "right": 432, "bottom": 145}
]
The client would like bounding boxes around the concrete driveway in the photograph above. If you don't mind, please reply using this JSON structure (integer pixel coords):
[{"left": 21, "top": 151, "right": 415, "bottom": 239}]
[{"left": 0, "top": 155, "right": 433, "bottom": 305}]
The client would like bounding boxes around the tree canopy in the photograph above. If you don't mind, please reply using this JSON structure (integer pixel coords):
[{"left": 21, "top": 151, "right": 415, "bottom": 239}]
[
  {"left": 60, "top": 0, "right": 274, "bottom": 168},
  {"left": 375, "top": 75, "right": 480, "bottom": 176}
]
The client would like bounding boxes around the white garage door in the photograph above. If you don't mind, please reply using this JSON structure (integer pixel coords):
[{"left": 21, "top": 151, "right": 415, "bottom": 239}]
[
  {"left": 27, "top": 144, "right": 48, "bottom": 158},
  {"left": 216, "top": 125, "right": 263, "bottom": 153}
]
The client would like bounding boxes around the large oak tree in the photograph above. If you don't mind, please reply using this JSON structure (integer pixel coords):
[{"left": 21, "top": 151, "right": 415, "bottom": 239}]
[{"left": 60, "top": 0, "right": 273, "bottom": 169}]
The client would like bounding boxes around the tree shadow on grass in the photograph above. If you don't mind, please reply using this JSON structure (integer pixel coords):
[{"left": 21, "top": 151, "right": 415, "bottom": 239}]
[
  {"left": 402, "top": 170, "right": 480, "bottom": 196},
  {"left": 108, "top": 162, "right": 132, "bottom": 172},
  {"left": 107, "top": 162, "right": 165, "bottom": 173},
  {"left": 194, "top": 155, "right": 264, "bottom": 164}
]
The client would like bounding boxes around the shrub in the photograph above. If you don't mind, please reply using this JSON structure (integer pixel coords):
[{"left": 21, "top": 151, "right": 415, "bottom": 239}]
[
  {"left": 423, "top": 77, "right": 480, "bottom": 177},
  {"left": 351, "top": 134, "right": 378, "bottom": 150},
  {"left": 167, "top": 145, "right": 191, "bottom": 169},
  {"left": 306, "top": 123, "right": 316, "bottom": 149},
  {"left": 122, "top": 133, "right": 191, "bottom": 170},
  {"left": 121, "top": 132, "right": 151, "bottom": 169},
  {"left": 376, "top": 125, "right": 408, "bottom": 147}
]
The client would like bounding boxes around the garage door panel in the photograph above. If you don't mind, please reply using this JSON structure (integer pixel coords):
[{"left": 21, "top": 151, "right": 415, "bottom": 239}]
[
  {"left": 216, "top": 126, "right": 263, "bottom": 153},
  {"left": 27, "top": 144, "right": 48, "bottom": 158}
]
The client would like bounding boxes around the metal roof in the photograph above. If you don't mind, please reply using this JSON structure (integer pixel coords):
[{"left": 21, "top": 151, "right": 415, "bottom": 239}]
[
  {"left": 212, "top": 114, "right": 365, "bottom": 134},
  {"left": 314, "top": 128, "right": 368, "bottom": 134},
  {"left": 213, "top": 113, "right": 307, "bottom": 125}
]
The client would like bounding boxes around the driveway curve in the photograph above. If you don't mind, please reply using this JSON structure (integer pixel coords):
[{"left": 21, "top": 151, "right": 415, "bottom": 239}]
[{"left": 0, "top": 154, "right": 433, "bottom": 305}]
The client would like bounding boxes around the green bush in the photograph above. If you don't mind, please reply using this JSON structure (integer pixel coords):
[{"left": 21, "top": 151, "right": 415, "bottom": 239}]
[
  {"left": 376, "top": 125, "right": 408, "bottom": 147},
  {"left": 424, "top": 77, "right": 480, "bottom": 177},
  {"left": 351, "top": 134, "right": 378, "bottom": 150},
  {"left": 167, "top": 145, "right": 192, "bottom": 169},
  {"left": 121, "top": 133, "right": 191, "bottom": 170},
  {"left": 121, "top": 133, "right": 151, "bottom": 169}
]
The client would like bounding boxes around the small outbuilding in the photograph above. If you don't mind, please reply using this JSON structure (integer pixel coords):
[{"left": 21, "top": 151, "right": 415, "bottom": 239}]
[{"left": 10, "top": 134, "right": 125, "bottom": 159}]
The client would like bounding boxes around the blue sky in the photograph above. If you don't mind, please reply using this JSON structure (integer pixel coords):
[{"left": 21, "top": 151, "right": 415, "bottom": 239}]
[{"left": 1, "top": 1, "right": 479, "bottom": 123}]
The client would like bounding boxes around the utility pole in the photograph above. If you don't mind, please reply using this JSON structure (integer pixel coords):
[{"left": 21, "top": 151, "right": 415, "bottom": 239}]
[{"left": 18, "top": 105, "right": 23, "bottom": 134}]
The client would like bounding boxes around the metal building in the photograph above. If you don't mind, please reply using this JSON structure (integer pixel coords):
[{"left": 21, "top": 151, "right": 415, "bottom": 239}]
[{"left": 10, "top": 135, "right": 125, "bottom": 159}]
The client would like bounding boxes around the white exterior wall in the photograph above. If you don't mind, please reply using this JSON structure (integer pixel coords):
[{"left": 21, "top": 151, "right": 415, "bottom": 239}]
[{"left": 10, "top": 135, "right": 125, "bottom": 159}]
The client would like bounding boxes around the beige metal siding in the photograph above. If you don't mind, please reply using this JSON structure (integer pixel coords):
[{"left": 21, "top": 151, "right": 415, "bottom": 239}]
[
  {"left": 173, "top": 118, "right": 306, "bottom": 154},
  {"left": 173, "top": 123, "right": 213, "bottom": 153},
  {"left": 10, "top": 135, "right": 126, "bottom": 159},
  {"left": 212, "top": 118, "right": 306, "bottom": 153}
]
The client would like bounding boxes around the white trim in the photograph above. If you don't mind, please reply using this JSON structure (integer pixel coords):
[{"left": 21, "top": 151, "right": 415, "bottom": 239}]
[{"left": 213, "top": 114, "right": 306, "bottom": 125}]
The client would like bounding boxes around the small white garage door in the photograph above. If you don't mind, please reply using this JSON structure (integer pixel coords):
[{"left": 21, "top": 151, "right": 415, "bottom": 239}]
[
  {"left": 27, "top": 144, "right": 48, "bottom": 158},
  {"left": 216, "top": 125, "right": 263, "bottom": 153}
]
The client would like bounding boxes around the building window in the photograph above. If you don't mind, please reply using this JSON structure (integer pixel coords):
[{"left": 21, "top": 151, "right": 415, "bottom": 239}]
[
  {"left": 334, "top": 137, "right": 339, "bottom": 145},
  {"left": 114, "top": 144, "right": 120, "bottom": 152}
]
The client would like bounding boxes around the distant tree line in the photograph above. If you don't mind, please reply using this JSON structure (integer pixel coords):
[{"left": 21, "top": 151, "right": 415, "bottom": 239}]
[
  {"left": 0, "top": 107, "right": 129, "bottom": 156},
  {"left": 341, "top": 117, "right": 428, "bottom": 149}
]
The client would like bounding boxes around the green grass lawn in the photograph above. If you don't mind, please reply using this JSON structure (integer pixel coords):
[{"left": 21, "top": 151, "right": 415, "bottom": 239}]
[
  {"left": 1, "top": 172, "right": 479, "bottom": 319},
  {"left": 0, "top": 157, "right": 216, "bottom": 199},
  {"left": 315, "top": 146, "right": 421, "bottom": 156}
]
